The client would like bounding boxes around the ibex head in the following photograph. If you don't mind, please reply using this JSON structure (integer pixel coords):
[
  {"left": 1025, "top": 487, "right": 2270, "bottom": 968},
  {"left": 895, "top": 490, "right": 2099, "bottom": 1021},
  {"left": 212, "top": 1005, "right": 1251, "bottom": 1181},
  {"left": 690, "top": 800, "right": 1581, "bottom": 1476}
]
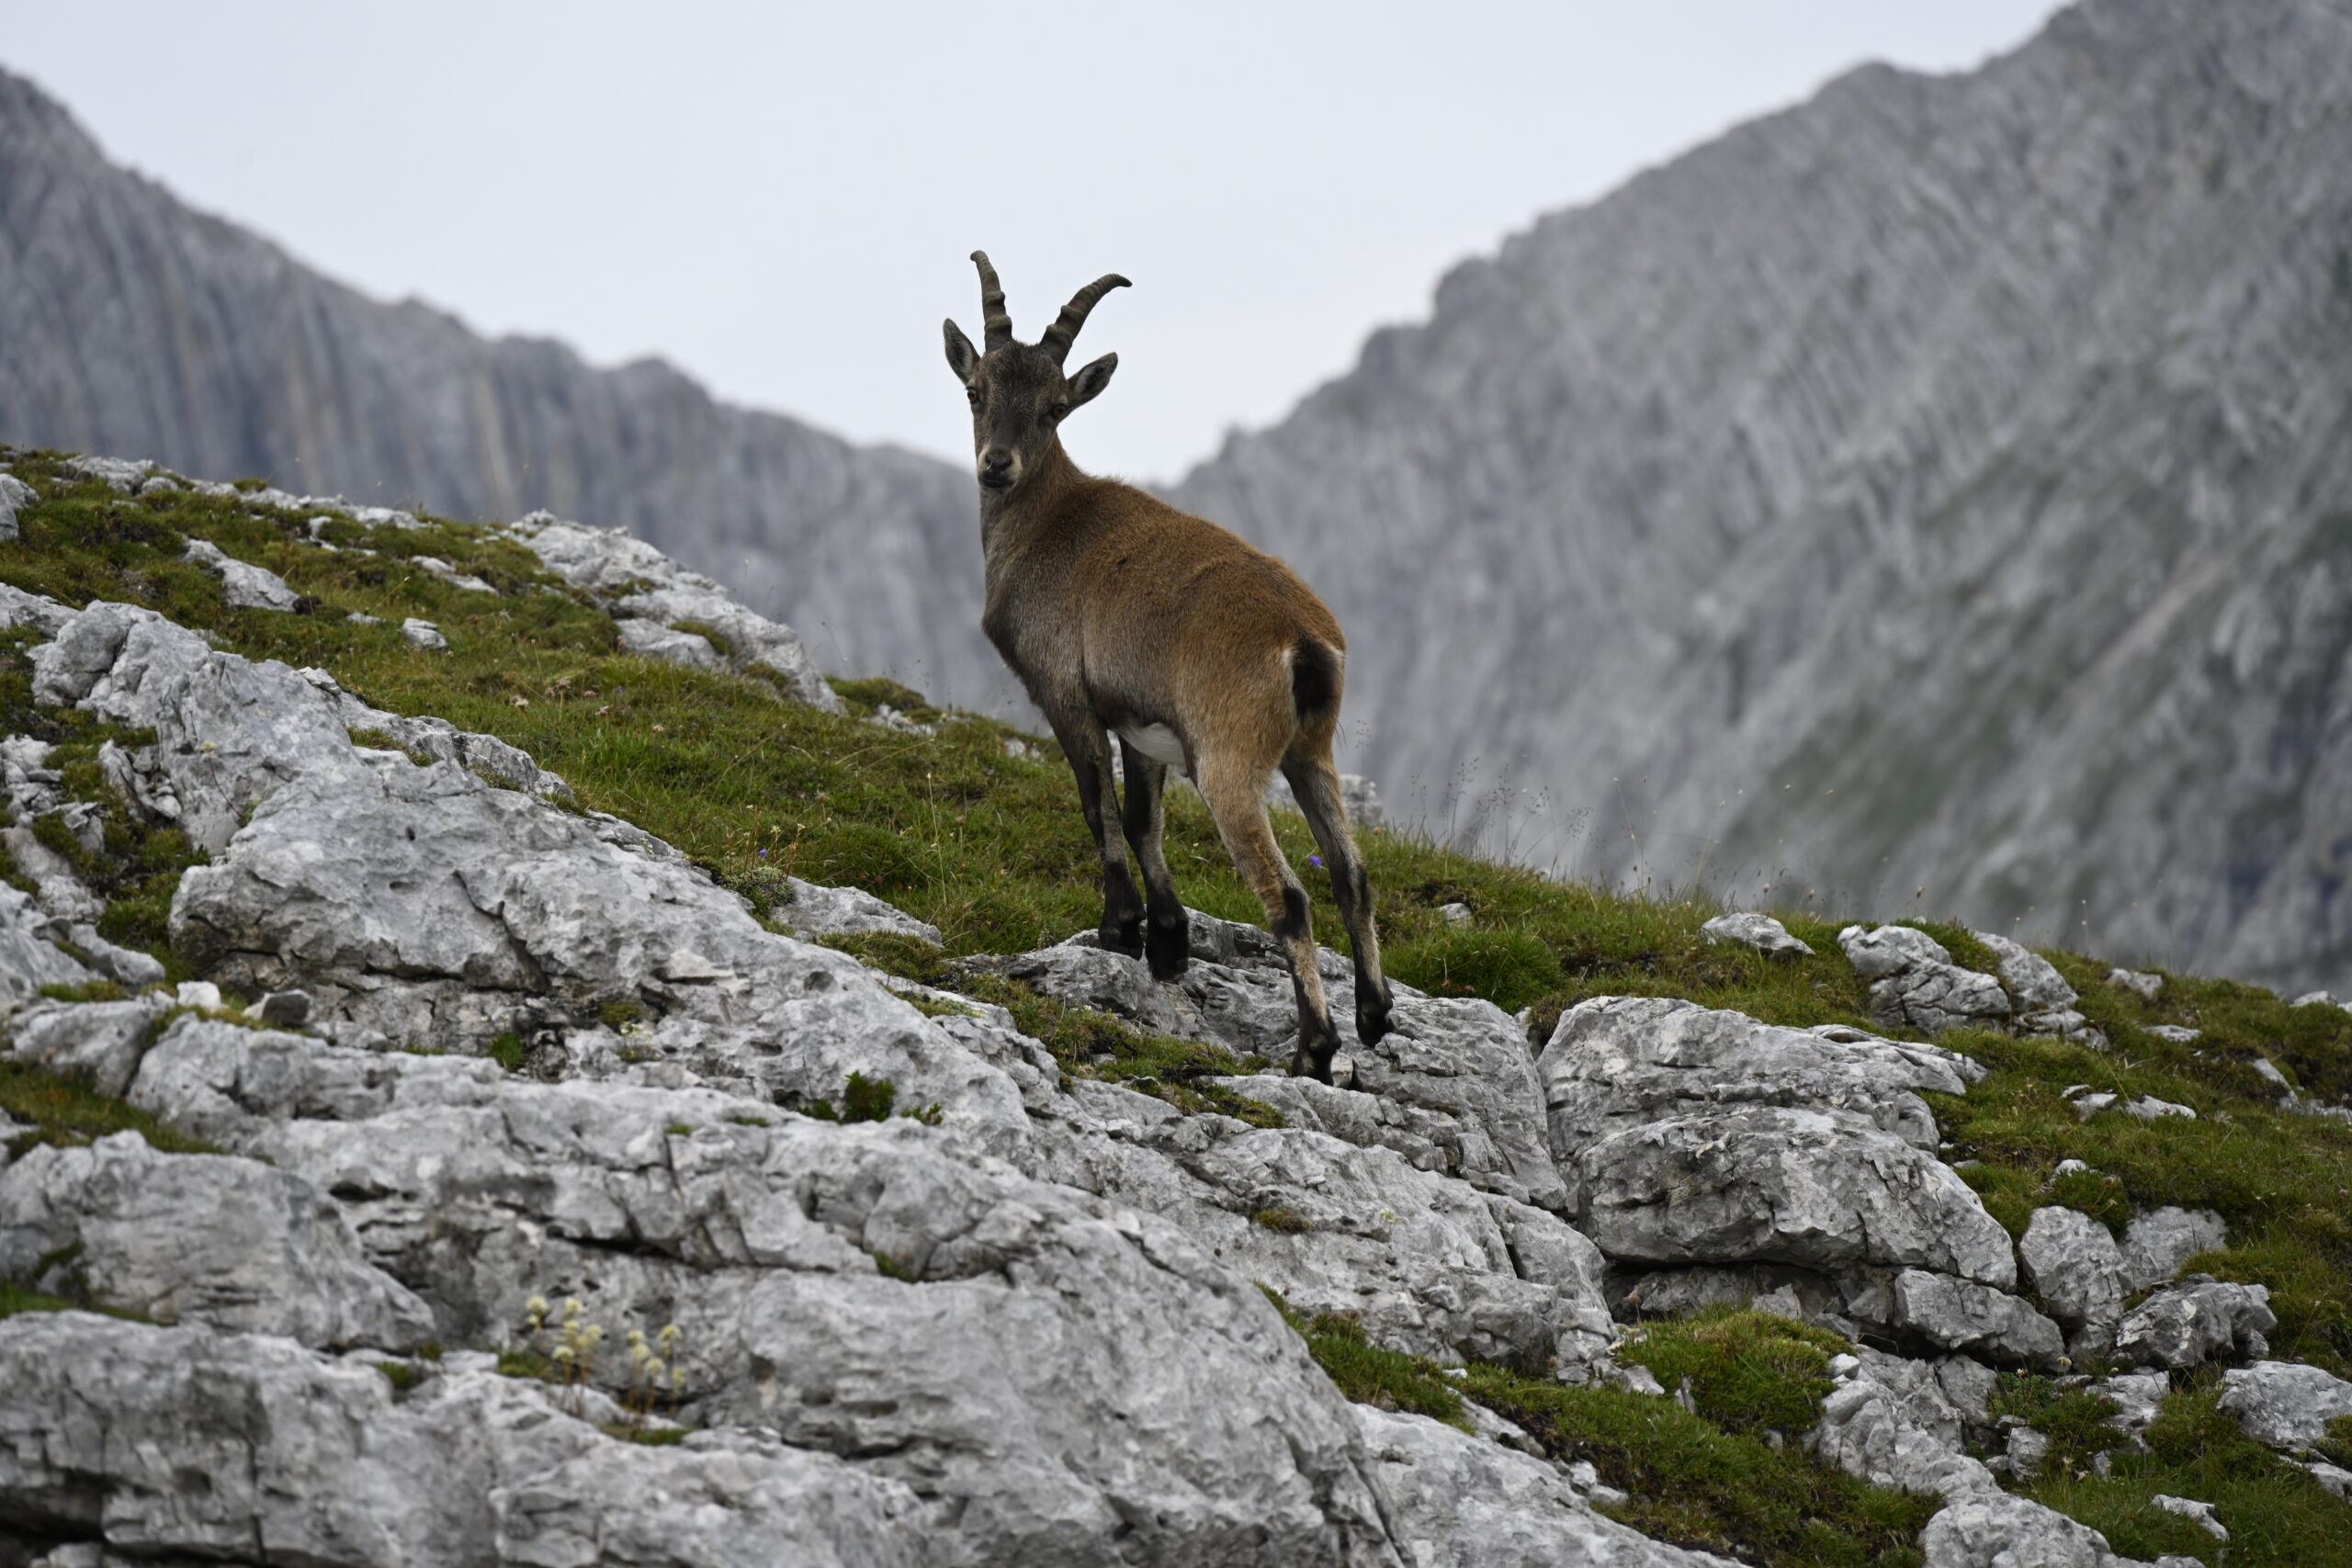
[{"left": 943, "top": 252, "right": 1128, "bottom": 492}]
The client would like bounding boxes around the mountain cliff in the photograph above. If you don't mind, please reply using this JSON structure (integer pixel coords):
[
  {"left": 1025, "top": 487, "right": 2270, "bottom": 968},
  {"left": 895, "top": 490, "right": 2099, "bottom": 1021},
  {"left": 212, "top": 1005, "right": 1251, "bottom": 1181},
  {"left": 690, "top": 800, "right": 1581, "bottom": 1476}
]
[
  {"left": 0, "top": 66, "right": 1006, "bottom": 710},
  {"left": 1170, "top": 0, "right": 2352, "bottom": 997}
]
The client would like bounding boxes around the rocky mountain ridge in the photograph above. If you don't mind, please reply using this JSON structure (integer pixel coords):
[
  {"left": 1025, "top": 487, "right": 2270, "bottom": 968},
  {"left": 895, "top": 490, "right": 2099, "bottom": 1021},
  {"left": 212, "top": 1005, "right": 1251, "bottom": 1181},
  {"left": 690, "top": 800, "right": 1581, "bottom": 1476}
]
[
  {"left": 0, "top": 66, "right": 1007, "bottom": 715},
  {"left": 1, "top": 449, "right": 2347, "bottom": 1565},
  {"left": 1171, "top": 0, "right": 2352, "bottom": 1000}
]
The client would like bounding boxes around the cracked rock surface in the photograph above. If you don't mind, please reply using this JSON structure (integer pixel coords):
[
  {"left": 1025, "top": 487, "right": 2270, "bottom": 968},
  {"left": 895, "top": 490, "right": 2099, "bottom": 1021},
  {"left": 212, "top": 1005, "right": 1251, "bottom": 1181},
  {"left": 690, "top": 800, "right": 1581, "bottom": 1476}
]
[{"left": 0, "top": 570, "right": 1721, "bottom": 1567}]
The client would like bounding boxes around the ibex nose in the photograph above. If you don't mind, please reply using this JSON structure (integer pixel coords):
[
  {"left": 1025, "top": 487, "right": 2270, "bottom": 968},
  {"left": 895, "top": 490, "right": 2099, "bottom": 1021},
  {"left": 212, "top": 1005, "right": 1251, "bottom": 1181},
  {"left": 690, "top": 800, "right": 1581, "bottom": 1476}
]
[{"left": 978, "top": 447, "right": 1015, "bottom": 488}]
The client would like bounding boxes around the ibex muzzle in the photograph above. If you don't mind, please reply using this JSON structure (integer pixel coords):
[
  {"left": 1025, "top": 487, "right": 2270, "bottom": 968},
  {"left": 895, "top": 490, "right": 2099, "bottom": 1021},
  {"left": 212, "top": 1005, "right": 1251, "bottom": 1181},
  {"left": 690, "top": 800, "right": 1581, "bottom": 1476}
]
[{"left": 943, "top": 252, "right": 1394, "bottom": 1079}]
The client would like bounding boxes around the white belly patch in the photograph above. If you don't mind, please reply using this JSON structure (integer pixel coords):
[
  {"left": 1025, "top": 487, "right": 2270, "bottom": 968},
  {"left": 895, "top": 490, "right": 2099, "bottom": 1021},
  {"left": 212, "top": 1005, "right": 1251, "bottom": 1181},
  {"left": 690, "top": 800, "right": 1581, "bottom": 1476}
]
[{"left": 1117, "top": 724, "right": 1189, "bottom": 773}]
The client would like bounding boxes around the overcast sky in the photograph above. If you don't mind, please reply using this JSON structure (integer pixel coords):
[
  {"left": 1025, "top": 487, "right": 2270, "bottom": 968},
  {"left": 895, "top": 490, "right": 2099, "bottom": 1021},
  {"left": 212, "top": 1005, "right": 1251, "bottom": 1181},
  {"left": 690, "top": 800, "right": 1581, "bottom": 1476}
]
[{"left": 3, "top": 1, "right": 2060, "bottom": 481}]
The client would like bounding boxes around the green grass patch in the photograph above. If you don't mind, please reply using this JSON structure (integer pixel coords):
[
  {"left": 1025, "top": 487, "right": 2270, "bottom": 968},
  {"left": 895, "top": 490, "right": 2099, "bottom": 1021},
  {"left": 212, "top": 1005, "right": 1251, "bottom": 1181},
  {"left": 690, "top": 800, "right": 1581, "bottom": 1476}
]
[
  {"left": 1463, "top": 1366, "right": 1934, "bottom": 1566},
  {"left": 0, "top": 1060, "right": 220, "bottom": 1157},
  {"left": 2015, "top": 1384, "right": 2352, "bottom": 1566},
  {"left": 1929, "top": 1028, "right": 2352, "bottom": 1371},
  {"left": 1261, "top": 1288, "right": 1468, "bottom": 1427},
  {"left": 1618, "top": 1306, "right": 1849, "bottom": 1438}
]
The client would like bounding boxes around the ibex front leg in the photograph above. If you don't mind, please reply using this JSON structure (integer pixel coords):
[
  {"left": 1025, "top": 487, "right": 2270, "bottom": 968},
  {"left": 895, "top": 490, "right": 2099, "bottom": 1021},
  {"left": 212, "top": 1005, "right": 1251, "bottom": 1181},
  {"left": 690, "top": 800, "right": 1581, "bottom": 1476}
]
[
  {"left": 1116, "top": 739, "right": 1191, "bottom": 980},
  {"left": 1050, "top": 714, "right": 1148, "bottom": 958}
]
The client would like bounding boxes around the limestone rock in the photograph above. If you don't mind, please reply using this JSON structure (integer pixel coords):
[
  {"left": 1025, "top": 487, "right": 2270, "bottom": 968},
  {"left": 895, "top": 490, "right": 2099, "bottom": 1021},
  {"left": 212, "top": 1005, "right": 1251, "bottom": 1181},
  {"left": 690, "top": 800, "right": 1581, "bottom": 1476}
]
[
  {"left": 1972, "top": 931, "right": 2077, "bottom": 1012},
  {"left": 2092, "top": 1371, "right": 2172, "bottom": 1449},
  {"left": 1700, "top": 910, "right": 1814, "bottom": 957},
  {"left": 182, "top": 536, "right": 301, "bottom": 611},
  {"left": 1571, "top": 1107, "right": 2017, "bottom": 1289},
  {"left": 616, "top": 616, "right": 724, "bottom": 669},
  {"left": 782, "top": 876, "right": 944, "bottom": 947},
  {"left": 118, "top": 1059, "right": 1408, "bottom": 1562},
  {"left": 0, "top": 1132, "right": 435, "bottom": 1349},
  {"left": 1809, "top": 1354, "right": 1996, "bottom": 1500},
  {"left": 1882, "top": 1269, "right": 2064, "bottom": 1365},
  {"left": 1001, "top": 922, "right": 1563, "bottom": 1211},
  {"left": 0, "top": 1313, "right": 952, "bottom": 1568},
  {"left": 2108, "top": 969, "right": 2165, "bottom": 1002},
  {"left": 1917, "top": 1490, "right": 2143, "bottom": 1568},
  {"left": 2119, "top": 1207, "right": 2227, "bottom": 1292},
  {"left": 0, "top": 879, "right": 95, "bottom": 1009},
  {"left": 1354, "top": 1404, "right": 1732, "bottom": 1568},
  {"left": 2018, "top": 1206, "right": 2127, "bottom": 1337},
  {"left": 2217, "top": 1360, "right": 2352, "bottom": 1450},
  {"left": 508, "top": 513, "right": 841, "bottom": 710},
  {"left": 1870, "top": 963, "right": 2012, "bottom": 1037},
  {"left": 1539, "top": 995, "right": 1983, "bottom": 1160},
  {"left": 1838, "top": 923, "right": 1953, "bottom": 978},
  {"left": 401, "top": 616, "right": 448, "bottom": 649},
  {"left": 6, "top": 996, "right": 170, "bottom": 1096},
  {"left": 1029, "top": 1080, "right": 1612, "bottom": 1373},
  {"left": 2112, "top": 1278, "right": 2276, "bottom": 1370},
  {"left": 0, "top": 470, "right": 32, "bottom": 540},
  {"left": 62, "top": 454, "right": 154, "bottom": 491},
  {"left": 0, "top": 822, "right": 96, "bottom": 924}
]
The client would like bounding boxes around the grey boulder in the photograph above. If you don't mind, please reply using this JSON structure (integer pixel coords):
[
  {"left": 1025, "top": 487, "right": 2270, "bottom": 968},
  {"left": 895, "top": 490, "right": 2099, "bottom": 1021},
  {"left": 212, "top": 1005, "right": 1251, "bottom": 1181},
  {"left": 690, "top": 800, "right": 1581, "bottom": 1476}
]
[
  {"left": 781, "top": 875, "right": 944, "bottom": 946},
  {"left": 0, "top": 1313, "right": 948, "bottom": 1568},
  {"left": 0, "top": 1131, "right": 434, "bottom": 1350},
  {"left": 6, "top": 996, "right": 170, "bottom": 1096},
  {"left": 2112, "top": 1277, "right": 2276, "bottom": 1370},
  {"left": 1540, "top": 995, "right": 1982, "bottom": 1160},
  {"left": 507, "top": 513, "right": 840, "bottom": 710},
  {"left": 2217, "top": 1359, "right": 2352, "bottom": 1450},
  {"left": 2119, "top": 1206, "right": 2226, "bottom": 1292},
  {"left": 1355, "top": 1405, "right": 1734, "bottom": 1568},
  {"left": 0, "top": 470, "right": 32, "bottom": 539},
  {"left": 1700, "top": 910, "right": 1815, "bottom": 957},
  {"left": 183, "top": 536, "right": 302, "bottom": 611},
  {"left": 1838, "top": 924, "right": 2009, "bottom": 1036},
  {"left": 1874, "top": 1269, "right": 2064, "bottom": 1365},
  {"left": 0, "top": 879, "right": 96, "bottom": 1008},
  {"left": 616, "top": 616, "right": 725, "bottom": 669},
  {"left": 1972, "top": 930, "right": 2078, "bottom": 1012},
  {"left": 2018, "top": 1205, "right": 2127, "bottom": 1346},
  {"left": 1030, "top": 1079, "right": 1612, "bottom": 1373},
  {"left": 1571, "top": 1106, "right": 2017, "bottom": 1289}
]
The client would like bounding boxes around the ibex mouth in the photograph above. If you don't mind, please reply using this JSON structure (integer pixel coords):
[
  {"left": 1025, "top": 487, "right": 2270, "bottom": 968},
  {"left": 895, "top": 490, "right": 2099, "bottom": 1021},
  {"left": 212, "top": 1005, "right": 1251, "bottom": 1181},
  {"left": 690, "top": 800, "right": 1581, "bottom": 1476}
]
[{"left": 979, "top": 470, "right": 1014, "bottom": 491}]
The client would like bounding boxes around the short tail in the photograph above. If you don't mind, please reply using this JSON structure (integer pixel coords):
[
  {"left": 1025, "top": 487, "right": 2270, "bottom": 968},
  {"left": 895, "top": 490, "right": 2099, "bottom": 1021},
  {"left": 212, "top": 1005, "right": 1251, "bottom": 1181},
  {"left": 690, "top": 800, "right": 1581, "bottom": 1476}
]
[{"left": 1291, "top": 637, "right": 1341, "bottom": 722}]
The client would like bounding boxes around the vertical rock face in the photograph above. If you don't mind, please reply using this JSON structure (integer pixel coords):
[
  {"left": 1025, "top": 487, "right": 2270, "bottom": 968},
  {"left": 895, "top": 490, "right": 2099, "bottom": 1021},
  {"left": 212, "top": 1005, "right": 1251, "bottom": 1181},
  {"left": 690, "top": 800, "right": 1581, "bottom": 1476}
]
[
  {"left": 0, "top": 69, "right": 1004, "bottom": 711},
  {"left": 1171, "top": 0, "right": 2352, "bottom": 998}
]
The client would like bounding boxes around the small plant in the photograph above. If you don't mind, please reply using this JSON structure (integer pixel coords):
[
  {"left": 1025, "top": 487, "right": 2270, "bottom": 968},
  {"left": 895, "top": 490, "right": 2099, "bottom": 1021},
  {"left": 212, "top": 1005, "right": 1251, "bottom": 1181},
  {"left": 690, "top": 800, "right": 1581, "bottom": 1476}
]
[
  {"left": 1251, "top": 1205, "right": 1314, "bottom": 1234},
  {"left": 488, "top": 1032, "right": 528, "bottom": 1072},
  {"left": 518, "top": 1294, "right": 606, "bottom": 1416},
  {"left": 622, "top": 1322, "right": 687, "bottom": 1431}
]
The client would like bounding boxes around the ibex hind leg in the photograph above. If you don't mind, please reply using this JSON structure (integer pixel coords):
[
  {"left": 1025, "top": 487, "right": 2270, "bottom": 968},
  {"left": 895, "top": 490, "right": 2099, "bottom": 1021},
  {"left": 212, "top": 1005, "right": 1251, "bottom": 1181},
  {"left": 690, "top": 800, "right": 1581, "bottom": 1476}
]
[
  {"left": 1200, "top": 767, "right": 1341, "bottom": 1082},
  {"left": 1282, "top": 750, "right": 1394, "bottom": 1048},
  {"left": 1117, "top": 739, "right": 1189, "bottom": 980}
]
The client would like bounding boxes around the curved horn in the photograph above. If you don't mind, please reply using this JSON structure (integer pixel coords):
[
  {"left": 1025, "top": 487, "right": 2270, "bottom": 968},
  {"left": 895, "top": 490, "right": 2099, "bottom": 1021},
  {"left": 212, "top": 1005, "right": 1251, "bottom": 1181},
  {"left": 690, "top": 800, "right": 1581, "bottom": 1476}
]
[
  {"left": 970, "top": 251, "right": 1012, "bottom": 352},
  {"left": 1039, "top": 273, "right": 1131, "bottom": 365}
]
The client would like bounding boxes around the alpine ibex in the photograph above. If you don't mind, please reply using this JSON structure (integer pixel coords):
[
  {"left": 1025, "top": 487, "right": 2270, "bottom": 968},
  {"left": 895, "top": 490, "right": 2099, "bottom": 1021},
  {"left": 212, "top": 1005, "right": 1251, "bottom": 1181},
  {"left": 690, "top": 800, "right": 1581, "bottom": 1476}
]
[{"left": 943, "top": 252, "right": 1392, "bottom": 1080}]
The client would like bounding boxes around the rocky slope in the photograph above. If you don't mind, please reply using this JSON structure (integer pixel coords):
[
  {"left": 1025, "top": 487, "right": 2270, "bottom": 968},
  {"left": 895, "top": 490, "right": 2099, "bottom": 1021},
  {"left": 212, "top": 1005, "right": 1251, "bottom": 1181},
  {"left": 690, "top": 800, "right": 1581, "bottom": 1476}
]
[
  {"left": 0, "top": 67, "right": 1005, "bottom": 713},
  {"left": 4, "top": 450, "right": 2348, "bottom": 1565},
  {"left": 1170, "top": 0, "right": 2352, "bottom": 998}
]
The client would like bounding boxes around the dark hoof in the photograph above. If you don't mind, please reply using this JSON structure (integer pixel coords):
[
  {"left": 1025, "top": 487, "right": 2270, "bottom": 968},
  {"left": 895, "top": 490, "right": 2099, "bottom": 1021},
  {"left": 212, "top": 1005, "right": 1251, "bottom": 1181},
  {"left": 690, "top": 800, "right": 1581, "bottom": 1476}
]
[
  {"left": 1288, "top": 1046, "right": 1334, "bottom": 1085},
  {"left": 1101, "top": 917, "right": 1146, "bottom": 959},
  {"left": 1355, "top": 988, "right": 1395, "bottom": 1048},
  {"left": 1146, "top": 916, "right": 1191, "bottom": 981}
]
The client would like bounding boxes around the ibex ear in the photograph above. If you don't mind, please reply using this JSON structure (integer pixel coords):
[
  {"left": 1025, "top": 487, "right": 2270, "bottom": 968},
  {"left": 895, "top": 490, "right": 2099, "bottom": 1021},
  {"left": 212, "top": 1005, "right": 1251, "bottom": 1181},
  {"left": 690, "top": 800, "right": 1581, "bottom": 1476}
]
[
  {"left": 944, "top": 320, "right": 979, "bottom": 380},
  {"left": 1067, "top": 352, "right": 1118, "bottom": 411}
]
